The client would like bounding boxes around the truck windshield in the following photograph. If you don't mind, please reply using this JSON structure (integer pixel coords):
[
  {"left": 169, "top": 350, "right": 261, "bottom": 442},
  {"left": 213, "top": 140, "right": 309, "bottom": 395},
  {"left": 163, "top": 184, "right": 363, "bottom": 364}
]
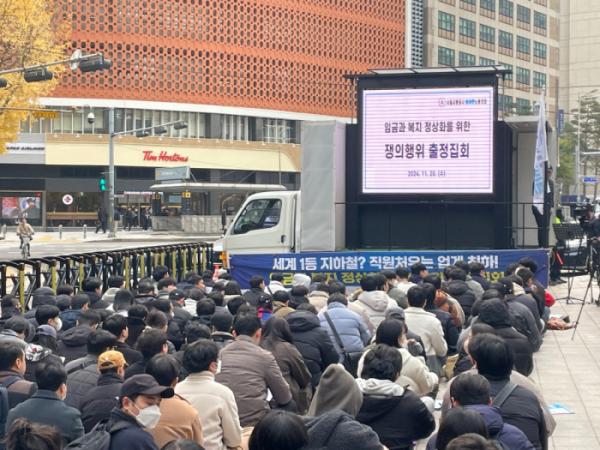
[{"left": 233, "top": 199, "right": 282, "bottom": 235}]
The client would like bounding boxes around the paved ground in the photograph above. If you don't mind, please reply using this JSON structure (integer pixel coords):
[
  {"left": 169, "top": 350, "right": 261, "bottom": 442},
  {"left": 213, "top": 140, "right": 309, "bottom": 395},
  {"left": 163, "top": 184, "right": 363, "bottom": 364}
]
[
  {"left": 417, "top": 276, "right": 600, "bottom": 450},
  {"left": 0, "top": 230, "right": 219, "bottom": 260}
]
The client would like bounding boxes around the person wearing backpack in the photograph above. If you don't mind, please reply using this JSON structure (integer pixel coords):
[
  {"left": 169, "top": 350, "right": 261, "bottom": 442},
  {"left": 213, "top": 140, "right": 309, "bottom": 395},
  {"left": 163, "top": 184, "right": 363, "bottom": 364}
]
[
  {"left": 0, "top": 340, "right": 37, "bottom": 414},
  {"left": 426, "top": 373, "right": 535, "bottom": 450},
  {"left": 6, "top": 361, "right": 84, "bottom": 447}
]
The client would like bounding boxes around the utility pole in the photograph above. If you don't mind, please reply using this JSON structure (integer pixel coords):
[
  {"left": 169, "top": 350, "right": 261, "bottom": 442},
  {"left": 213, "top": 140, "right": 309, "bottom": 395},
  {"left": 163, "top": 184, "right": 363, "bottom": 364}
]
[{"left": 108, "top": 108, "right": 116, "bottom": 237}]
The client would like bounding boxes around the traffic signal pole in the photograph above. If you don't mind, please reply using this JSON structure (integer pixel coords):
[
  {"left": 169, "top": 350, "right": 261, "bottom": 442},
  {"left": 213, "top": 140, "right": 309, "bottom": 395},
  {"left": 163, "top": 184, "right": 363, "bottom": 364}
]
[{"left": 108, "top": 107, "right": 116, "bottom": 238}]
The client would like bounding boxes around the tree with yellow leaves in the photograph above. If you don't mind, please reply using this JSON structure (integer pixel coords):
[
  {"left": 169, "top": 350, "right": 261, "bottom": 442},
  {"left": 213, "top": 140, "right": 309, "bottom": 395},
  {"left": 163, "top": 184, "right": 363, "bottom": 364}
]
[{"left": 0, "top": 0, "right": 70, "bottom": 154}]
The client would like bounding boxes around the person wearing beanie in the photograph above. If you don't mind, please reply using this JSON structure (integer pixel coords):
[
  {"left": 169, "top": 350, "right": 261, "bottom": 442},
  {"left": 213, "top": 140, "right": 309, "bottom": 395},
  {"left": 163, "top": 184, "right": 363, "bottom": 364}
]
[{"left": 56, "top": 294, "right": 72, "bottom": 312}]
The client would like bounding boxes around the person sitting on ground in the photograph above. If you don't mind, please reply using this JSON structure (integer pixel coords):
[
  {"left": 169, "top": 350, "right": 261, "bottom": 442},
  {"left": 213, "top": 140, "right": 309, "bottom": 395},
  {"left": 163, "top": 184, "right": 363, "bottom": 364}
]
[
  {"left": 34, "top": 304, "right": 61, "bottom": 333},
  {"left": 126, "top": 303, "right": 149, "bottom": 346},
  {"left": 292, "top": 273, "right": 311, "bottom": 289},
  {"left": 454, "top": 261, "right": 485, "bottom": 299},
  {"left": 324, "top": 282, "right": 375, "bottom": 335},
  {"left": 459, "top": 334, "right": 548, "bottom": 450},
  {"left": 432, "top": 407, "right": 490, "bottom": 450},
  {"left": 175, "top": 340, "right": 243, "bottom": 450},
  {"left": 5, "top": 418, "right": 62, "bottom": 450},
  {"left": 308, "top": 274, "right": 327, "bottom": 293},
  {"left": 105, "top": 374, "right": 175, "bottom": 450},
  {"left": 355, "top": 344, "right": 435, "bottom": 450},
  {"left": 355, "top": 274, "right": 393, "bottom": 329},
  {"left": 202, "top": 270, "right": 215, "bottom": 290},
  {"left": 404, "top": 286, "right": 447, "bottom": 375},
  {"left": 135, "top": 282, "right": 157, "bottom": 308},
  {"left": 504, "top": 276, "right": 544, "bottom": 334},
  {"left": 226, "top": 296, "right": 247, "bottom": 316},
  {"left": 289, "top": 285, "right": 310, "bottom": 310},
  {"left": 357, "top": 318, "right": 439, "bottom": 399},
  {"left": 208, "top": 291, "right": 229, "bottom": 314},
  {"left": 446, "top": 434, "right": 499, "bottom": 450},
  {"left": 318, "top": 293, "right": 371, "bottom": 364},
  {"left": 0, "top": 340, "right": 37, "bottom": 410},
  {"left": 256, "top": 295, "right": 275, "bottom": 324},
  {"left": 307, "top": 282, "right": 330, "bottom": 311},
  {"left": 104, "top": 314, "right": 143, "bottom": 365},
  {"left": 24, "top": 325, "right": 62, "bottom": 382},
  {"left": 469, "top": 262, "right": 492, "bottom": 291},
  {"left": 56, "top": 293, "right": 72, "bottom": 312},
  {"left": 184, "top": 288, "right": 205, "bottom": 315},
  {"left": 446, "top": 269, "right": 478, "bottom": 320},
  {"left": 153, "top": 265, "right": 171, "bottom": 287},
  {"left": 125, "top": 329, "right": 169, "bottom": 379},
  {"left": 103, "top": 275, "right": 126, "bottom": 308},
  {"left": 265, "top": 272, "right": 287, "bottom": 295},
  {"left": 6, "top": 361, "right": 84, "bottom": 446},
  {"left": 145, "top": 354, "right": 204, "bottom": 449},
  {"left": 285, "top": 306, "right": 338, "bottom": 389},
  {"left": 175, "top": 323, "right": 211, "bottom": 382},
  {"left": 146, "top": 310, "right": 177, "bottom": 354},
  {"left": 216, "top": 312, "right": 293, "bottom": 427},
  {"left": 59, "top": 293, "right": 90, "bottom": 331},
  {"left": 210, "top": 312, "right": 234, "bottom": 349},
  {"left": 410, "top": 263, "right": 428, "bottom": 285},
  {"left": 57, "top": 283, "right": 74, "bottom": 297},
  {"left": 157, "top": 277, "right": 177, "bottom": 301},
  {"left": 24, "top": 287, "right": 56, "bottom": 327},
  {"left": 423, "top": 273, "right": 464, "bottom": 328},
  {"left": 0, "top": 316, "right": 30, "bottom": 348},
  {"left": 113, "top": 289, "right": 134, "bottom": 317},
  {"left": 259, "top": 316, "right": 312, "bottom": 414},
  {"left": 381, "top": 270, "right": 403, "bottom": 308},
  {"left": 249, "top": 410, "right": 308, "bottom": 450},
  {"left": 518, "top": 258, "right": 546, "bottom": 315},
  {"left": 192, "top": 298, "right": 216, "bottom": 326},
  {"left": 58, "top": 309, "right": 101, "bottom": 364},
  {"left": 515, "top": 268, "right": 547, "bottom": 323},
  {"left": 169, "top": 289, "right": 193, "bottom": 330},
  {"left": 188, "top": 275, "right": 207, "bottom": 294},
  {"left": 422, "top": 283, "right": 459, "bottom": 355},
  {"left": 64, "top": 330, "right": 117, "bottom": 408},
  {"left": 154, "top": 299, "right": 185, "bottom": 350},
  {"left": 79, "top": 350, "right": 127, "bottom": 432},
  {"left": 0, "top": 295, "right": 25, "bottom": 332},
  {"left": 82, "top": 277, "right": 109, "bottom": 309},
  {"left": 426, "top": 372, "right": 535, "bottom": 450},
  {"left": 272, "top": 290, "right": 295, "bottom": 317},
  {"left": 391, "top": 267, "right": 416, "bottom": 308},
  {"left": 223, "top": 280, "right": 243, "bottom": 304},
  {"left": 479, "top": 300, "right": 533, "bottom": 377},
  {"left": 453, "top": 323, "right": 497, "bottom": 376}
]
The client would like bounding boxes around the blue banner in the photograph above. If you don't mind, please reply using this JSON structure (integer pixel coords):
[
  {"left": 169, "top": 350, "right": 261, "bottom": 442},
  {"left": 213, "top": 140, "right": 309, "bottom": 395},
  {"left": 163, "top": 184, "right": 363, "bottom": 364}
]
[{"left": 230, "top": 249, "right": 549, "bottom": 289}]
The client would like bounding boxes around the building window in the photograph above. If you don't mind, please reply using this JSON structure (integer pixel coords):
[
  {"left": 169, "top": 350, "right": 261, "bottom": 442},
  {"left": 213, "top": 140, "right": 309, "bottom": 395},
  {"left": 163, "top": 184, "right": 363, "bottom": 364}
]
[
  {"left": 499, "top": 30, "right": 513, "bottom": 49},
  {"left": 480, "top": 24, "right": 495, "bottom": 44},
  {"left": 439, "top": 11, "right": 455, "bottom": 32},
  {"left": 481, "top": 0, "right": 495, "bottom": 11},
  {"left": 516, "top": 67, "right": 530, "bottom": 84},
  {"left": 516, "top": 98, "right": 531, "bottom": 114},
  {"left": 263, "top": 119, "right": 295, "bottom": 144},
  {"left": 499, "top": 0, "right": 513, "bottom": 17},
  {"left": 480, "top": 57, "right": 494, "bottom": 66},
  {"left": 460, "top": 18, "right": 476, "bottom": 38},
  {"left": 438, "top": 46, "right": 455, "bottom": 66},
  {"left": 499, "top": 94, "right": 513, "bottom": 111},
  {"left": 517, "top": 36, "right": 530, "bottom": 54},
  {"left": 534, "top": 71, "right": 546, "bottom": 88},
  {"left": 462, "top": 0, "right": 476, "bottom": 3},
  {"left": 517, "top": 5, "right": 530, "bottom": 23},
  {"left": 500, "top": 62, "right": 513, "bottom": 80},
  {"left": 534, "top": 11, "right": 547, "bottom": 29},
  {"left": 460, "top": 52, "right": 476, "bottom": 66},
  {"left": 534, "top": 41, "right": 547, "bottom": 59}
]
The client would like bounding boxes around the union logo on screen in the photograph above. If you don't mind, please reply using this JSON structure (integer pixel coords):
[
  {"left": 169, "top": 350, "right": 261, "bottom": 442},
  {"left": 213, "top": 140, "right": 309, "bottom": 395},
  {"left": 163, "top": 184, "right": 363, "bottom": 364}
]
[{"left": 438, "top": 98, "right": 447, "bottom": 107}]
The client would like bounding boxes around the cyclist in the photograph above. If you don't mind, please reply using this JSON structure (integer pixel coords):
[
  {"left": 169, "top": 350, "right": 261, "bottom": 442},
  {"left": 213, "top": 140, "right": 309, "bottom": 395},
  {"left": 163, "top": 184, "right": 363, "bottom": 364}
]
[{"left": 16, "top": 217, "right": 34, "bottom": 254}]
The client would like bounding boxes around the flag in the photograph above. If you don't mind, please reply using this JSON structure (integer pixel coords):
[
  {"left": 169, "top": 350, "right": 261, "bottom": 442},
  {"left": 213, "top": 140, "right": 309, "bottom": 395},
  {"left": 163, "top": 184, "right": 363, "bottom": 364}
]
[{"left": 533, "top": 93, "right": 548, "bottom": 214}]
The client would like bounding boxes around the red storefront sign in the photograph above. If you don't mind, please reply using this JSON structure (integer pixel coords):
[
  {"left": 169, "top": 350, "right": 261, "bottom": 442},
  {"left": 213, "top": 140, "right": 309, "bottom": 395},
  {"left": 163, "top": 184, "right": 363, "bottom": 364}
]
[{"left": 142, "top": 150, "right": 189, "bottom": 163}]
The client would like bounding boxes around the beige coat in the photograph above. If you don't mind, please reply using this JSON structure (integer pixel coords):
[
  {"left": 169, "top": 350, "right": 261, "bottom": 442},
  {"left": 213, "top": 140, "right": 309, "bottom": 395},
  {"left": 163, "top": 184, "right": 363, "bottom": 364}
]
[
  {"left": 175, "top": 371, "right": 242, "bottom": 450},
  {"left": 147, "top": 394, "right": 204, "bottom": 449},
  {"left": 404, "top": 307, "right": 448, "bottom": 357},
  {"left": 308, "top": 291, "right": 329, "bottom": 310}
]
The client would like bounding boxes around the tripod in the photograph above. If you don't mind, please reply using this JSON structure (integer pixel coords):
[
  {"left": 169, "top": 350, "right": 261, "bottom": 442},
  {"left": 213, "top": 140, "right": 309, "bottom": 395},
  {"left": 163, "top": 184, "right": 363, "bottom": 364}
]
[
  {"left": 571, "top": 238, "right": 600, "bottom": 340},
  {"left": 553, "top": 223, "right": 587, "bottom": 304}
]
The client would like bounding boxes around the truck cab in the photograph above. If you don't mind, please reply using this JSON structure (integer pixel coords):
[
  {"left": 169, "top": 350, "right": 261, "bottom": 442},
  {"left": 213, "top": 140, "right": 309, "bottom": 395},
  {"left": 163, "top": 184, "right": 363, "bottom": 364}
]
[{"left": 222, "top": 191, "right": 300, "bottom": 266}]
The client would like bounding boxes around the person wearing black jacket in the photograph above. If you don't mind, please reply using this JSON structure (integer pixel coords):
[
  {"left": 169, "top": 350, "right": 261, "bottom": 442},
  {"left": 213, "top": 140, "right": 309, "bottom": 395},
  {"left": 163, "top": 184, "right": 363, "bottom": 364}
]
[
  {"left": 154, "top": 299, "right": 185, "bottom": 350},
  {"left": 82, "top": 277, "right": 110, "bottom": 310},
  {"left": 445, "top": 269, "right": 478, "bottom": 321},
  {"left": 243, "top": 276, "right": 271, "bottom": 307},
  {"left": 355, "top": 344, "right": 435, "bottom": 450},
  {"left": 103, "top": 315, "right": 143, "bottom": 366},
  {"left": 469, "top": 262, "right": 492, "bottom": 291},
  {"left": 58, "top": 310, "right": 101, "bottom": 364},
  {"left": 470, "top": 334, "right": 547, "bottom": 450},
  {"left": 286, "top": 309, "right": 339, "bottom": 388},
  {"left": 422, "top": 283, "right": 459, "bottom": 355},
  {"left": 516, "top": 267, "right": 546, "bottom": 318},
  {"left": 124, "top": 329, "right": 168, "bottom": 380},
  {"left": 79, "top": 350, "right": 126, "bottom": 432},
  {"left": 125, "top": 207, "right": 133, "bottom": 231},
  {"left": 169, "top": 289, "right": 193, "bottom": 334},
  {"left": 479, "top": 300, "right": 534, "bottom": 377},
  {"left": 24, "top": 287, "right": 56, "bottom": 327}
]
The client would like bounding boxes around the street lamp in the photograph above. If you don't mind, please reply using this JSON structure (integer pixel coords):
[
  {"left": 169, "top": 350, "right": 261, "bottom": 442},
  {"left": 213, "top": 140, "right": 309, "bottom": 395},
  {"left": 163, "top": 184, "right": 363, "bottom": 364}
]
[{"left": 576, "top": 89, "right": 599, "bottom": 201}]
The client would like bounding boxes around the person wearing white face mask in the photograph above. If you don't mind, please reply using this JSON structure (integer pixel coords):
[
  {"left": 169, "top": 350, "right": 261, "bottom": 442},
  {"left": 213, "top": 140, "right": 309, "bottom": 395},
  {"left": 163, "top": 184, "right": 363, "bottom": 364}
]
[
  {"left": 5, "top": 360, "right": 85, "bottom": 447},
  {"left": 105, "top": 373, "right": 175, "bottom": 450}
]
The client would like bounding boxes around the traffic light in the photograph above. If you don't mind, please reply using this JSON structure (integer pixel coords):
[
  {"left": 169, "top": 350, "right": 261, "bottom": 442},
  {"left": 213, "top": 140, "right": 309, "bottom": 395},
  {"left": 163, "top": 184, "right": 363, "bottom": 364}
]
[
  {"left": 78, "top": 56, "right": 112, "bottom": 73},
  {"left": 99, "top": 177, "right": 106, "bottom": 191},
  {"left": 24, "top": 68, "right": 53, "bottom": 83}
]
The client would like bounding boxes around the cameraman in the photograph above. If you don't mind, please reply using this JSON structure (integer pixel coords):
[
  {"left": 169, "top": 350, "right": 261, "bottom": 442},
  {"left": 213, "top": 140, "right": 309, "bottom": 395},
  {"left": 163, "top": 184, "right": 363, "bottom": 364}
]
[{"left": 588, "top": 208, "right": 600, "bottom": 238}]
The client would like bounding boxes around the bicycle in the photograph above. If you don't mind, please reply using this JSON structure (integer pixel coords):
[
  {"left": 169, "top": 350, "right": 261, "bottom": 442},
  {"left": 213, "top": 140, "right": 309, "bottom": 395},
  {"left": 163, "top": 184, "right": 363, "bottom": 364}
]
[{"left": 20, "top": 235, "right": 31, "bottom": 259}]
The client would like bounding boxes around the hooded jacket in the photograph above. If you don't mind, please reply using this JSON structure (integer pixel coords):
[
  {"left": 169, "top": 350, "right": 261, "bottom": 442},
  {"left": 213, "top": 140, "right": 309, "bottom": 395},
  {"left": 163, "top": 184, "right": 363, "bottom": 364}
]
[
  {"left": 211, "top": 331, "right": 235, "bottom": 350},
  {"left": 293, "top": 273, "right": 311, "bottom": 289},
  {"left": 24, "top": 287, "right": 56, "bottom": 327},
  {"left": 355, "top": 378, "right": 435, "bottom": 450},
  {"left": 58, "top": 325, "right": 95, "bottom": 364},
  {"left": 409, "top": 274, "right": 423, "bottom": 285},
  {"left": 85, "top": 291, "right": 109, "bottom": 310},
  {"left": 79, "top": 373, "right": 123, "bottom": 432},
  {"left": 355, "top": 290, "right": 392, "bottom": 329},
  {"left": 286, "top": 310, "right": 339, "bottom": 387},
  {"left": 24, "top": 344, "right": 62, "bottom": 383},
  {"left": 0, "top": 307, "right": 23, "bottom": 332},
  {"left": 264, "top": 280, "right": 287, "bottom": 295},
  {"left": 479, "top": 300, "right": 534, "bottom": 377},
  {"left": 133, "top": 293, "right": 156, "bottom": 308},
  {"left": 426, "top": 404, "right": 535, "bottom": 450},
  {"left": 0, "top": 329, "right": 27, "bottom": 349},
  {"left": 302, "top": 410, "right": 383, "bottom": 450},
  {"left": 446, "top": 280, "right": 478, "bottom": 320},
  {"left": 505, "top": 294, "right": 542, "bottom": 352},
  {"left": 471, "top": 274, "right": 492, "bottom": 291},
  {"left": 242, "top": 288, "right": 270, "bottom": 307},
  {"left": 59, "top": 309, "right": 82, "bottom": 332},
  {"left": 466, "top": 275, "right": 485, "bottom": 298},
  {"left": 307, "top": 364, "right": 363, "bottom": 417},
  {"left": 318, "top": 302, "right": 371, "bottom": 362}
]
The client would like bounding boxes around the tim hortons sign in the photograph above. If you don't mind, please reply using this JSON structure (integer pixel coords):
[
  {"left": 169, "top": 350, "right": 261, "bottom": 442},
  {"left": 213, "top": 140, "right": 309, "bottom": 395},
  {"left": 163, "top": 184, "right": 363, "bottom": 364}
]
[{"left": 142, "top": 151, "right": 189, "bottom": 163}]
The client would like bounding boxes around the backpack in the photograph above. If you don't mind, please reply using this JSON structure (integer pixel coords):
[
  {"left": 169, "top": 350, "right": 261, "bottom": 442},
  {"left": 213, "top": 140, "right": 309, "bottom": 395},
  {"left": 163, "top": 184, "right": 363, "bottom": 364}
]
[
  {"left": 489, "top": 381, "right": 518, "bottom": 450},
  {"left": 0, "top": 376, "right": 22, "bottom": 449},
  {"left": 489, "top": 429, "right": 510, "bottom": 450},
  {"left": 64, "top": 421, "right": 134, "bottom": 450}
]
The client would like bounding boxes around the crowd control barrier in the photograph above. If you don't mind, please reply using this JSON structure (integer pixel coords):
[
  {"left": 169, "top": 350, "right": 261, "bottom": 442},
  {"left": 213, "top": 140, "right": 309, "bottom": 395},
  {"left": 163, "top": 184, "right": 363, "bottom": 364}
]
[{"left": 0, "top": 242, "right": 215, "bottom": 310}]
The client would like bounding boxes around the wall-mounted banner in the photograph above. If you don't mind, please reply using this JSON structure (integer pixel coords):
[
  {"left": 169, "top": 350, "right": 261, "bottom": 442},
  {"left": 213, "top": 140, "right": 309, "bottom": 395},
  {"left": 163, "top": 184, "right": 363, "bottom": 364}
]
[{"left": 230, "top": 249, "right": 549, "bottom": 289}]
